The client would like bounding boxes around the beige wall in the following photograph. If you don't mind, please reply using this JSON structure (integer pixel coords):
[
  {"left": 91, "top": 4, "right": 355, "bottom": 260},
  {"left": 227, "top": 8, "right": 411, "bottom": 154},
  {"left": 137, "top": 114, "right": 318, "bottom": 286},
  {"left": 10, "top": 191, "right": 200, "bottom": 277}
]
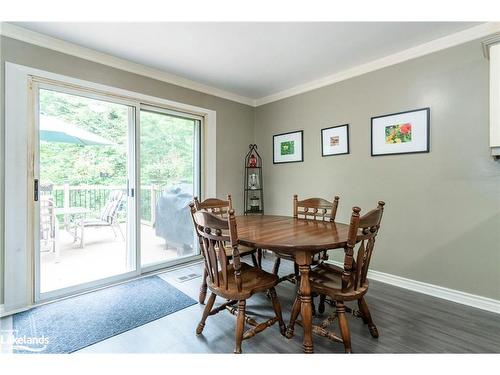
[
  {"left": 0, "top": 36, "right": 255, "bottom": 304},
  {"left": 255, "top": 40, "right": 500, "bottom": 300}
]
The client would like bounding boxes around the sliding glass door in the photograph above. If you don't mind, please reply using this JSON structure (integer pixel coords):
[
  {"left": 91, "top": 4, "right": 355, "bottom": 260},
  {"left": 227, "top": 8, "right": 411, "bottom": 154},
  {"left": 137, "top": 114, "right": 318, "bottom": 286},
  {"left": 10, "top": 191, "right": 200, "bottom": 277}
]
[
  {"left": 32, "top": 80, "right": 202, "bottom": 302},
  {"left": 34, "top": 84, "right": 138, "bottom": 300},
  {"left": 139, "top": 106, "right": 201, "bottom": 270}
]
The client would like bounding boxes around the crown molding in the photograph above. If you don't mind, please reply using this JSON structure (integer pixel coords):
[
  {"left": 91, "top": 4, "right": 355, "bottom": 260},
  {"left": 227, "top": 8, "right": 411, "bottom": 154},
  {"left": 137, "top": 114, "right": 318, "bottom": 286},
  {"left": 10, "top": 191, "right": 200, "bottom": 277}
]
[
  {"left": 255, "top": 22, "right": 500, "bottom": 106},
  {"left": 482, "top": 32, "right": 500, "bottom": 59},
  {"left": 0, "top": 22, "right": 256, "bottom": 107},
  {"left": 2, "top": 22, "right": 500, "bottom": 108}
]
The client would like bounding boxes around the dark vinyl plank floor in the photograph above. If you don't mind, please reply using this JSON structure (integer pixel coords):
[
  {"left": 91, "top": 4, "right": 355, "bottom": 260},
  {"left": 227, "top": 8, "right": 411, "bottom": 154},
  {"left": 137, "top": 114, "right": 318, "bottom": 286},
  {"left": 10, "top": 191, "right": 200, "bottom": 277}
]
[{"left": 75, "top": 254, "right": 500, "bottom": 353}]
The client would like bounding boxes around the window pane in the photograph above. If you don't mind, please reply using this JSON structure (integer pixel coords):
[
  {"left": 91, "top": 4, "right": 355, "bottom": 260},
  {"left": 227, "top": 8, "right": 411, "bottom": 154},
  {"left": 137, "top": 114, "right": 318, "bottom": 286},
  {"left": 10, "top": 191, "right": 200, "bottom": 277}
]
[
  {"left": 38, "top": 88, "right": 132, "bottom": 293},
  {"left": 140, "top": 109, "right": 200, "bottom": 267}
]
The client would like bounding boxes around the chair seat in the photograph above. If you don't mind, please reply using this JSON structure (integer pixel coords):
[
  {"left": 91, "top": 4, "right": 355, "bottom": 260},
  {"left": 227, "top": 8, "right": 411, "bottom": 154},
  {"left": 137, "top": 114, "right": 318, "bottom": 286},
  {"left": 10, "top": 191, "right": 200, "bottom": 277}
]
[
  {"left": 274, "top": 250, "right": 325, "bottom": 263},
  {"left": 274, "top": 250, "right": 295, "bottom": 261},
  {"left": 309, "top": 262, "right": 368, "bottom": 301},
  {"left": 223, "top": 244, "right": 256, "bottom": 258},
  {"left": 80, "top": 219, "right": 111, "bottom": 227},
  {"left": 207, "top": 262, "right": 278, "bottom": 300}
]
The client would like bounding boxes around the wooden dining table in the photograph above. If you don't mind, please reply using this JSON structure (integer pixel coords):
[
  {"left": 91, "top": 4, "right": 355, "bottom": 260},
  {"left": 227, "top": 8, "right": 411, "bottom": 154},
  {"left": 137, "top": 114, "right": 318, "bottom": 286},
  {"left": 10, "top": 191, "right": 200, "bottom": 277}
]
[{"left": 236, "top": 214, "right": 351, "bottom": 354}]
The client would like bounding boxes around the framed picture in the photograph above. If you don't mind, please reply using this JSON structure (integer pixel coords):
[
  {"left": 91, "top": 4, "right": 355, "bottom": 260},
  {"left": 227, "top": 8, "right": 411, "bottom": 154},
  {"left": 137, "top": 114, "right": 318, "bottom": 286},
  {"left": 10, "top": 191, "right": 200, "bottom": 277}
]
[
  {"left": 321, "top": 124, "right": 349, "bottom": 156},
  {"left": 273, "top": 130, "right": 304, "bottom": 164},
  {"left": 371, "top": 107, "right": 430, "bottom": 156}
]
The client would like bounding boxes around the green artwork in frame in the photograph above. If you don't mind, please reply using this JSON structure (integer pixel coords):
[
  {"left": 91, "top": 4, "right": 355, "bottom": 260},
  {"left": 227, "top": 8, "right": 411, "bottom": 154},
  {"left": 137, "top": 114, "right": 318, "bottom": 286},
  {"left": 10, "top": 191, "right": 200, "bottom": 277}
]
[
  {"left": 273, "top": 130, "right": 303, "bottom": 164},
  {"left": 280, "top": 140, "right": 295, "bottom": 155}
]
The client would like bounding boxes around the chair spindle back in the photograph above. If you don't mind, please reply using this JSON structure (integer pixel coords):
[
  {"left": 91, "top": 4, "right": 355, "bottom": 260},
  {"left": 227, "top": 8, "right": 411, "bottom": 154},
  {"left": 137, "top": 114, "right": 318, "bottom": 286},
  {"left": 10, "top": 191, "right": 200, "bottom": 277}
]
[
  {"left": 293, "top": 194, "right": 340, "bottom": 222},
  {"left": 190, "top": 204, "right": 243, "bottom": 292},
  {"left": 342, "top": 201, "right": 385, "bottom": 292},
  {"left": 194, "top": 195, "right": 233, "bottom": 218}
]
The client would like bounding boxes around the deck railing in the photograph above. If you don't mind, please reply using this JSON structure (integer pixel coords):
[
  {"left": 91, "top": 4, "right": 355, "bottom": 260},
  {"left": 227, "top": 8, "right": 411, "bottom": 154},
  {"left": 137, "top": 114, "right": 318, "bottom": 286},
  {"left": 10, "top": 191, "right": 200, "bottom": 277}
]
[{"left": 40, "top": 183, "right": 163, "bottom": 225}]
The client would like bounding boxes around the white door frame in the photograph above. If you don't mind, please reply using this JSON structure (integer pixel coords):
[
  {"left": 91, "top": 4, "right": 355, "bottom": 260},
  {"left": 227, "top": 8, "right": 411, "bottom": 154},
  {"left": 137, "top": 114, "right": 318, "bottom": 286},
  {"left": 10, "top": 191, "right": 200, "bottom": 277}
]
[{"left": 3, "top": 62, "right": 216, "bottom": 315}]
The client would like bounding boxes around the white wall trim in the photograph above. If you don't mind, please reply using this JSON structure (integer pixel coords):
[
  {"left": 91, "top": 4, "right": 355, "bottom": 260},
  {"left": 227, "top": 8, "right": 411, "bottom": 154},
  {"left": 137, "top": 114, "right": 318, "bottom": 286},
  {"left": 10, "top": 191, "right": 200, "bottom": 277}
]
[
  {"left": 0, "top": 22, "right": 255, "bottom": 107},
  {"left": 327, "top": 261, "right": 500, "bottom": 315},
  {"left": 0, "top": 303, "right": 31, "bottom": 318},
  {"left": 2, "top": 23, "right": 500, "bottom": 108},
  {"left": 255, "top": 22, "right": 500, "bottom": 106}
]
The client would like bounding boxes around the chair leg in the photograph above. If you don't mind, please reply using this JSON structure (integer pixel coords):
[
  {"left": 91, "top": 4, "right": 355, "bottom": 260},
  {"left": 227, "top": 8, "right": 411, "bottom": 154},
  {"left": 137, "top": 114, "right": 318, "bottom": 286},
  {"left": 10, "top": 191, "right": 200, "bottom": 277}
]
[
  {"left": 251, "top": 253, "right": 259, "bottom": 268},
  {"left": 337, "top": 302, "right": 352, "bottom": 353},
  {"left": 80, "top": 221, "right": 85, "bottom": 248},
  {"left": 234, "top": 300, "right": 246, "bottom": 354},
  {"left": 286, "top": 292, "right": 301, "bottom": 338},
  {"left": 294, "top": 262, "right": 300, "bottom": 278},
  {"left": 358, "top": 297, "right": 379, "bottom": 338},
  {"left": 268, "top": 287, "right": 286, "bottom": 336},
  {"left": 272, "top": 257, "right": 281, "bottom": 275},
  {"left": 54, "top": 222, "right": 61, "bottom": 263},
  {"left": 318, "top": 294, "right": 326, "bottom": 314},
  {"left": 110, "top": 224, "right": 118, "bottom": 238},
  {"left": 257, "top": 248, "right": 262, "bottom": 269},
  {"left": 199, "top": 268, "right": 208, "bottom": 304},
  {"left": 196, "top": 292, "right": 216, "bottom": 335},
  {"left": 73, "top": 224, "right": 78, "bottom": 243},
  {"left": 116, "top": 223, "right": 125, "bottom": 241}
]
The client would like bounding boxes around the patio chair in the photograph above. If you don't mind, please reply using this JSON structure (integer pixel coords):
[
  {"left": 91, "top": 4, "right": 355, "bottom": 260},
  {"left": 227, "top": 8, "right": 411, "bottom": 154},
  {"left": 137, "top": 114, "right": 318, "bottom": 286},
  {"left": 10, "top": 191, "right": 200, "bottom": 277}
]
[
  {"left": 77, "top": 190, "right": 125, "bottom": 248},
  {"left": 40, "top": 195, "right": 59, "bottom": 254}
]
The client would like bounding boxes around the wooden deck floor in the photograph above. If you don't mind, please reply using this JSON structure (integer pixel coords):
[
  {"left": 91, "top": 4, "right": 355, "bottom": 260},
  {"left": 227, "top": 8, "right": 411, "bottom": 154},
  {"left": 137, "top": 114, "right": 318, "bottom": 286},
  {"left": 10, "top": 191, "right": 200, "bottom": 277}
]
[{"left": 40, "top": 223, "right": 185, "bottom": 293}]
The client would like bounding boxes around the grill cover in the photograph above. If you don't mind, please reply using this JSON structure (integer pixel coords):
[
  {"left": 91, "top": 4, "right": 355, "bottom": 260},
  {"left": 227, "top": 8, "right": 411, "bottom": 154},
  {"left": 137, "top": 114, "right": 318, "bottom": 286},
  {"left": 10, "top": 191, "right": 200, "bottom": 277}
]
[{"left": 154, "top": 184, "right": 195, "bottom": 256}]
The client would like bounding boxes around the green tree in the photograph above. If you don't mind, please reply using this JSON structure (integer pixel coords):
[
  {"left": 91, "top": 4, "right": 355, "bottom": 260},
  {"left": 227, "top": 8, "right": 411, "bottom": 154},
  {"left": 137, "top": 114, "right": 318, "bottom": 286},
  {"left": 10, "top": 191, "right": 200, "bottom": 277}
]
[{"left": 39, "top": 89, "right": 196, "bottom": 189}]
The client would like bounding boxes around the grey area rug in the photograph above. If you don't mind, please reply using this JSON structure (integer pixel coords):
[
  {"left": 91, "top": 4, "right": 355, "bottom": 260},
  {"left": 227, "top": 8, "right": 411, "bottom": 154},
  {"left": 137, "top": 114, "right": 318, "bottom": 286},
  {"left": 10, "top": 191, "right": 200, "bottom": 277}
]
[{"left": 12, "top": 276, "right": 196, "bottom": 354}]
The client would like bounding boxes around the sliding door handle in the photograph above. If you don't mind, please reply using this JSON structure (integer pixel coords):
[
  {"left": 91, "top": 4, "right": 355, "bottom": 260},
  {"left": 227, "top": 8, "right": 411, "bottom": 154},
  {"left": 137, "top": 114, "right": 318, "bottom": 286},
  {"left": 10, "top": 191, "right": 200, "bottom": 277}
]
[
  {"left": 126, "top": 179, "right": 134, "bottom": 197},
  {"left": 34, "top": 179, "right": 39, "bottom": 201}
]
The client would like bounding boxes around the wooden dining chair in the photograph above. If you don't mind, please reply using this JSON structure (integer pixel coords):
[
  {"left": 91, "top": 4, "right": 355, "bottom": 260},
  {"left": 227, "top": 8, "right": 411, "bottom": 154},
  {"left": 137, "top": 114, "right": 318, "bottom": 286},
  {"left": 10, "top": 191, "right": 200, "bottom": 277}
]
[
  {"left": 272, "top": 194, "right": 340, "bottom": 284},
  {"left": 287, "top": 201, "right": 385, "bottom": 353},
  {"left": 190, "top": 207, "right": 286, "bottom": 353},
  {"left": 193, "top": 195, "right": 262, "bottom": 304}
]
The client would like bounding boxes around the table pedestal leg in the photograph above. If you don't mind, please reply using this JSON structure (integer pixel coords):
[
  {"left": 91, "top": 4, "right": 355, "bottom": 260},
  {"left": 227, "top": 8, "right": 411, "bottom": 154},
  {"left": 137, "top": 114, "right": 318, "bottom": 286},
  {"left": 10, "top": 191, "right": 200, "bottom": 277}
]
[{"left": 298, "top": 262, "right": 314, "bottom": 354}]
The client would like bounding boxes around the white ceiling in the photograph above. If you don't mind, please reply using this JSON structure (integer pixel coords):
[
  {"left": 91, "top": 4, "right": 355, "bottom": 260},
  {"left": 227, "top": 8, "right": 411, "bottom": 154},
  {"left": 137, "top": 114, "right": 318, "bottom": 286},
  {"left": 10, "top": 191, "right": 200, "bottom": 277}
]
[{"left": 14, "top": 22, "right": 481, "bottom": 100}]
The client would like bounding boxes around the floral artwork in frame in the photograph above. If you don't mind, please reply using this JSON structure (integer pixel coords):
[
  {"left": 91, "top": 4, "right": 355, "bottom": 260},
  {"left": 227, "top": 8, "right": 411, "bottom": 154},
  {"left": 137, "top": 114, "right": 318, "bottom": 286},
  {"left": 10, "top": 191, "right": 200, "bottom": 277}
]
[{"left": 371, "top": 108, "right": 430, "bottom": 156}]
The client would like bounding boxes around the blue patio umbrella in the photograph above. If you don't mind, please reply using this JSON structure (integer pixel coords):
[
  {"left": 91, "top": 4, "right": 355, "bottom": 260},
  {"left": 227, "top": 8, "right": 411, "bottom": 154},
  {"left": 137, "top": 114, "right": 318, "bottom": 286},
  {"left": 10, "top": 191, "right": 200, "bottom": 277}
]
[{"left": 39, "top": 115, "right": 115, "bottom": 146}]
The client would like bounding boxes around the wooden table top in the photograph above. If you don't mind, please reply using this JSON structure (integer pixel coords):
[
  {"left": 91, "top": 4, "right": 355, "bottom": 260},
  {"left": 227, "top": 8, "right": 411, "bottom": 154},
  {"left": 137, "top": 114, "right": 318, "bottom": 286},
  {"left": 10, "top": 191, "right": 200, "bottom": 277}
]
[{"left": 236, "top": 215, "right": 350, "bottom": 254}]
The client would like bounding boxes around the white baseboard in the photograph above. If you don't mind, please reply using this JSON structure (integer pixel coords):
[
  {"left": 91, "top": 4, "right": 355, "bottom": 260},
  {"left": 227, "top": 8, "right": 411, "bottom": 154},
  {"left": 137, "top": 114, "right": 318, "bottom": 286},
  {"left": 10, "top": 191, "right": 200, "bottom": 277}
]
[
  {"left": 326, "top": 261, "right": 500, "bottom": 314},
  {"left": 0, "top": 303, "right": 32, "bottom": 318}
]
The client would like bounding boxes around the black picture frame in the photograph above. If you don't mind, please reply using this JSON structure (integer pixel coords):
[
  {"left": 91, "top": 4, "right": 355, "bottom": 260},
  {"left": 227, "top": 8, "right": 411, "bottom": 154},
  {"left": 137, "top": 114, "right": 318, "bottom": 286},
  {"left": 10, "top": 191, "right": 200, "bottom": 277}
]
[
  {"left": 370, "top": 107, "right": 430, "bottom": 157},
  {"left": 321, "top": 124, "right": 350, "bottom": 157},
  {"left": 272, "top": 130, "right": 304, "bottom": 164}
]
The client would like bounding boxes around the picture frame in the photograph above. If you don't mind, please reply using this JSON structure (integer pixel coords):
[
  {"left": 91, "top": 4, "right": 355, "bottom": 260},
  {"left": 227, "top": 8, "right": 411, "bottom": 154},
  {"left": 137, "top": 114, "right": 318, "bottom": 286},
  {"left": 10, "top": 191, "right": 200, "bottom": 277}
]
[
  {"left": 321, "top": 124, "right": 349, "bottom": 157},
  {"left": 371, "top": 107, "right": 430, "bottom": 156},
  {"left": 273, "top": 130, "right": 304, "bottom": 164}
]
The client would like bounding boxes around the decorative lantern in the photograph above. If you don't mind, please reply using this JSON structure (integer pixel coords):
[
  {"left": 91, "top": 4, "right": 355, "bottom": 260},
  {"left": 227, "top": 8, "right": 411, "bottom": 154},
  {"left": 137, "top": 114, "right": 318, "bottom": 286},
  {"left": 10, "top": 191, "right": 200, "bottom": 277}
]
[{"left": 248, "top": 153, "right": 257, "bottom": 168}]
